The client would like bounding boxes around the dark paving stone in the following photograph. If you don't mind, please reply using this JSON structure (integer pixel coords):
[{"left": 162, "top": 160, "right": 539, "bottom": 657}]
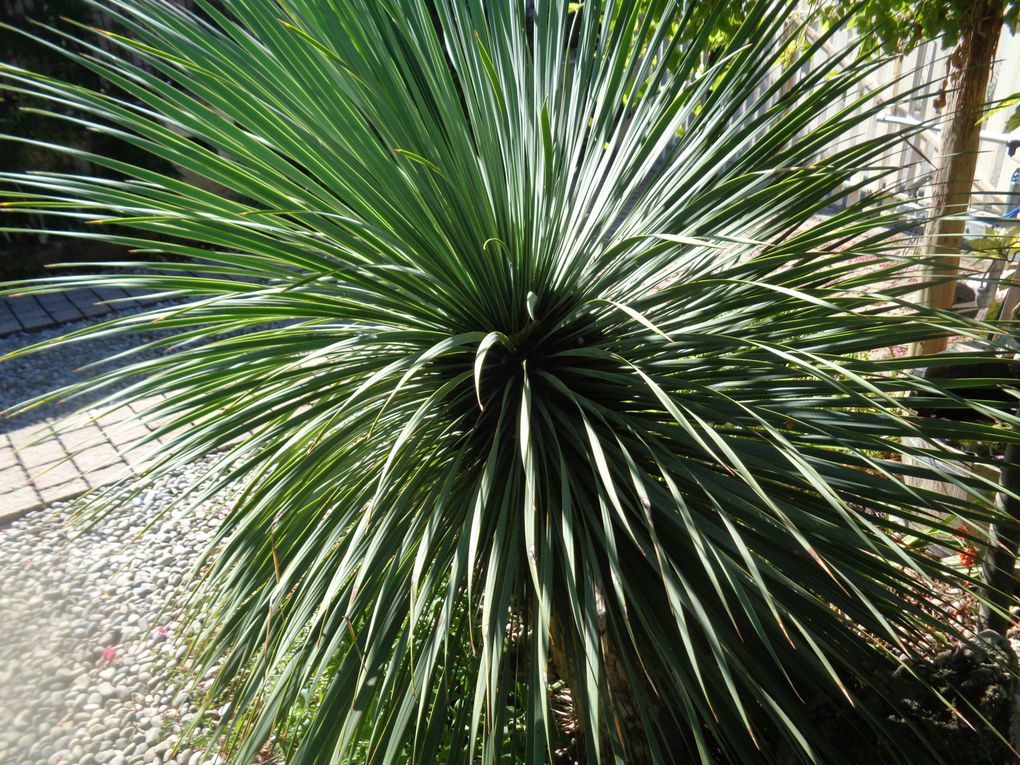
[
  {"left": 64, "top": 290, "right": 108, "bottom": 317},
  {"left": 0, "top": 278, "right": 174, "bottom": 337},
  {"left": 15, "top": 312, "right": 53, "bottom": 330},
  {"left": 93, "top": 286, "right": 130, "bottom": 302},
  {"left": 7, "top": 294, "right": 44, "bottom": 312},
  {"left": 48, "top": 309, "right": 85, "bottom": 323},
  {"left": 35, "top": 293, "right": 81, "bottom": 319}
]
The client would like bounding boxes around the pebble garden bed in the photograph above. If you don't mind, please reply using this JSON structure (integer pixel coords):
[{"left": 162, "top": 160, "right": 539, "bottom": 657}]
[{"left": 0, "top": 464, "right": 231, "bottom": 765}]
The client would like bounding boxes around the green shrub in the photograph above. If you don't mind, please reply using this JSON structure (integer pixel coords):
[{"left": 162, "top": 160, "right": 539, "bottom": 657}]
[{"left": 2, "top": 1, "right": 1018, "bottom": 763}]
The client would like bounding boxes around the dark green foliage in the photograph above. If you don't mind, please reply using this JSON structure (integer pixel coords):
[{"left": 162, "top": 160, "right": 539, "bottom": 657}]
[
  {"left": 0, "top": 0, "right": 177, "bottom": 274},
  {"left": 1, "top": 2, "right": 1019, "bottom": 763},
  {"left": 0, "top": 0, "right": 100, "bottom": 171}
]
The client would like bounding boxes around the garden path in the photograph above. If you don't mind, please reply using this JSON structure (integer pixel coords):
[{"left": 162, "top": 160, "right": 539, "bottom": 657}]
[
  {"left": 0, "top": 286, "right": 184, "bottom": 523},
  {"left": 0, "top": 403, "right": 171, "bottom": 523}
]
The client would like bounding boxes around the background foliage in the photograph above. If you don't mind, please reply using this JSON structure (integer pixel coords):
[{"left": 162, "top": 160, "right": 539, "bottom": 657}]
[{"left": 0, "top": 0, "right": 177, "bottom": 277}]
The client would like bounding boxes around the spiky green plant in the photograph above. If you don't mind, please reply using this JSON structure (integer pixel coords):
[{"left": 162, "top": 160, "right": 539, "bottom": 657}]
[{"left": 2, "top": 1, "right": 1019, "bottom": 763}]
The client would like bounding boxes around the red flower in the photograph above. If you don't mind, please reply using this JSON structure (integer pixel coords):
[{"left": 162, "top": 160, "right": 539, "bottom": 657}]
[
  {"left": 100, "top": 646, "right": 118, "bottom": 662},
  {"left": 960, "top": 545, "right": 978, "bottom": 569},
  {"left": 954, "top": 525, "right": 978, "bottom": 568}
]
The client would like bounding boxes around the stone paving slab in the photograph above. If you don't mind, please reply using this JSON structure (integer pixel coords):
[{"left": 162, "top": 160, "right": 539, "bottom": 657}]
[
  {"left": 0, "top": 397, "right": 168, "bottom": 523},
  {"left": 0, "top": 269, "right": 225, "bottom": 519},
  {"left": 0, "top": 278, "right": 199, "bottom": 338}
]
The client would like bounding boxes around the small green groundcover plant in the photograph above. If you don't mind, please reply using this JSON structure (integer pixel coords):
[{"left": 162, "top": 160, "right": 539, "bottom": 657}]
[{"left": 1, "top": 1, "right": 1018, "bottom": 763}]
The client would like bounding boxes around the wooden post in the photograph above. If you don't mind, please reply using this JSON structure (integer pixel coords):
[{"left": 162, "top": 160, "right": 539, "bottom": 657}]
[
  {"left": 909, "top": 0, "right": 1004, "bottom": 356},
  {"left": 981, "top": 430, "right": 1020, "bottom": 633}
]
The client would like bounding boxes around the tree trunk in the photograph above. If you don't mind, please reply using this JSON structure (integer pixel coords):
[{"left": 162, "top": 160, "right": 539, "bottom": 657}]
[
  {"left": 549, "top": 600, "right": 669, "bottom": 764},
  {"left": 909, "top": 0, "right": 1004, "bottom": 357}
]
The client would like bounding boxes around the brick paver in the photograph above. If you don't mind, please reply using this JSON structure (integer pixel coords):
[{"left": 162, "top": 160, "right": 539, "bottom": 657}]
[
  {"left": 0, "top": 276, "right": 194, "bottom": 338},
  {"left": 0, "top": 277, "right": 201, "bottom": 520},
  {"left": 1, "top": 289, "right": 101, "bottom": 334},
  {"left": 0, "top": 464, "right": 27, "bottom": 491},
  {"left": 0, "top": 398, "right": 164, "bottom": 523}
]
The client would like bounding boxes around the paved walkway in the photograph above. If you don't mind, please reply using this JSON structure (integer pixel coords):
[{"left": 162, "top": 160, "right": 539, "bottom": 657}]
[
  {"left": 0, "top": 284, "right": 163, "bottom": 336},
  {"left": 1, "top": 287, "right": 174, "bottom": 522},
  {"left": 0, "top": 265, "right": 254, "bottom": 336},
  {"left": 0, "top": 399, "right": 171, "bottom": 522}
]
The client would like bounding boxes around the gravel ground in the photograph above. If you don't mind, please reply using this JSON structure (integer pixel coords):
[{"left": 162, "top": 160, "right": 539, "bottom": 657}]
[
  {"left": 0, "top": 463, "right": 233, "bottom": 765},
  {"left": 0, "top": 296, "right": 284, "bottom": 432},
  {"left": 0, "top": 301, "right": 245, "bottom": 765}
]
